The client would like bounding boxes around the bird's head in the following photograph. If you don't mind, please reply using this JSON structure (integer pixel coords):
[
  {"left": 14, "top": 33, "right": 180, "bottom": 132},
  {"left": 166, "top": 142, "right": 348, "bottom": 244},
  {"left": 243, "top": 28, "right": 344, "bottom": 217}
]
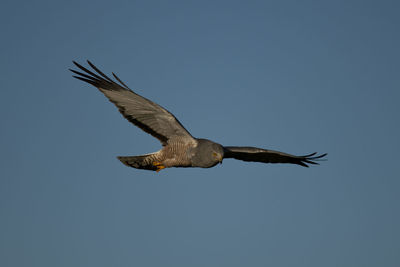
[
  {"left": 192, "top": 139, "right": 224, "bottom": 168},
  {"left": 212, "top": 146, "right": 224, "bottom": 164}
]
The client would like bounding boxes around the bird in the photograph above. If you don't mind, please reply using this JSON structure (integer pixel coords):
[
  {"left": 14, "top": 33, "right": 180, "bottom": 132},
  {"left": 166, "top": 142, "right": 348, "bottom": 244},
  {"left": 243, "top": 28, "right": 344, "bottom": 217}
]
[{"left": 70, "top": 61, "right": 327, "bottom": 172}]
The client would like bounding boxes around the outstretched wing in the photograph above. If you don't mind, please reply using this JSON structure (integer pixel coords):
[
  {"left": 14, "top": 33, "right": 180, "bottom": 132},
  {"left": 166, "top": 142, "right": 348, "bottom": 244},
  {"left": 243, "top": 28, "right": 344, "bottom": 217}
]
[
  {"left": 223, "top": 146, "right": 327, "bottom": 167},
  {"left": 70, "top": 61, "right": 194, "bottom": 145}
]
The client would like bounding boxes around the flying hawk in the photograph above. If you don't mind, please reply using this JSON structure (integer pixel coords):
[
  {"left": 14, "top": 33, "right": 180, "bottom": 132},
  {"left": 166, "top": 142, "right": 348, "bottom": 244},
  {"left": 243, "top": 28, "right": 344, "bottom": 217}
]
[{"left": 70, "top": 61, "right": 327, "bottom": 172}]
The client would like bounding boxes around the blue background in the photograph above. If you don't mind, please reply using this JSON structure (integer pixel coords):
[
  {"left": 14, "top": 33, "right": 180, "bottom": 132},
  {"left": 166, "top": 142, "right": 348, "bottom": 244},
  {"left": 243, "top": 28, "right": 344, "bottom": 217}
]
[{"left": 1, "top": 0, "right": 399, "bottom": 266}]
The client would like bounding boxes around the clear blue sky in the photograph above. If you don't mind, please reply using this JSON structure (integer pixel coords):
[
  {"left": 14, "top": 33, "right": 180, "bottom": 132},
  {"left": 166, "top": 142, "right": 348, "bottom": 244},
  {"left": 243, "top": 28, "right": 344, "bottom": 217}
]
[{"left": 1, "top": 0, "right": 399, "bottom": 266}]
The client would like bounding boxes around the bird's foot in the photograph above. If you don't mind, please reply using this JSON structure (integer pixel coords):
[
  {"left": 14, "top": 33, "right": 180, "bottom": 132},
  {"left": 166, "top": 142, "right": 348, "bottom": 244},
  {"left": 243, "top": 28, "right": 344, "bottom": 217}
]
[{"left": 153, "top": 162, "right": 166, "bottom": 172}]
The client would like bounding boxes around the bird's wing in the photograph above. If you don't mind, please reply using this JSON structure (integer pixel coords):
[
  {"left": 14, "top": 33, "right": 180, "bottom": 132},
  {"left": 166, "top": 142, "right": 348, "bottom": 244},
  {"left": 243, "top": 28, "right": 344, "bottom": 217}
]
[
  {"left": 223, "top": 146, "right": 327, "bottom": 167},
  {"left": 70, "top": 61, "right": 195, "bottom": 145}
]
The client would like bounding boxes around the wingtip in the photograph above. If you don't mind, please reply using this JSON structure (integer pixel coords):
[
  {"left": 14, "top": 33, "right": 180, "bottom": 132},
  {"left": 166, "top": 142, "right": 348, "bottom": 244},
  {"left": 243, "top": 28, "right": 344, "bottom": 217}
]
[
  {"left": 299, "top": 162, "right": 310, "bottom": 167},
  {"left": 314, "top": 153, "right": 328, "bottom": 160},
  {"left": 71, "top": 60, "right": 95, "bottom": 69},
  {"left": 69, "top": 69, "right": 82, "bottom": 75},
  {"left": 112, "top": 72, "right": 130, "bottom": 89},
  {"left": 72, "top": 60, "right": 87, "bottom": 71},
  {"left": 87, "top": 60, "right": 94, "bottom": 67}
]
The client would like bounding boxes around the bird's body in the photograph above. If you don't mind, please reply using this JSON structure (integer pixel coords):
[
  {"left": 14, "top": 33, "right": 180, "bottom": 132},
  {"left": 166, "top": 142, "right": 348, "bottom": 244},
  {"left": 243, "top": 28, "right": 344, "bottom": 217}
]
[
  {"left": 118, "top": 138, "right": 223, "bottom": 171},
  {"left": 71, "top": 61, "right": 326, "bottom": 172}
]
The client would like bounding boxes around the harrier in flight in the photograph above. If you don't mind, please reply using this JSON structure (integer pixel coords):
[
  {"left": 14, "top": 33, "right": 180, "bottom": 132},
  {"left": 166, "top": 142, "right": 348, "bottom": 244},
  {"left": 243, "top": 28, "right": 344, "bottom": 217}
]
[{"left": 71, "top": 61, "right": 326, "bottom": 172}]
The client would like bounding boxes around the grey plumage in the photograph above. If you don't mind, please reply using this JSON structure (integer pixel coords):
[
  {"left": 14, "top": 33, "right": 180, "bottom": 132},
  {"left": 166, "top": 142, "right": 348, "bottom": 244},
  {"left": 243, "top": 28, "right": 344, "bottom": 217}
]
[
  {"left": 223, "top": 147, "right": 326, "bottom": 167},
  {"left": 71, "top": 61, "right": 327, "bottom": 172},
  {"left": 190, "top": 139, "right": 225, "bottom": 168}
]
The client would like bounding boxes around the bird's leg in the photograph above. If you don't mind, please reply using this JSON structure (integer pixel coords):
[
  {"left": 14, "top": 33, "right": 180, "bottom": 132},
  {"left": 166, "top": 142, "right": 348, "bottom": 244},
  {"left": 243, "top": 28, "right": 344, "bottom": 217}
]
[
  {"left": 156, "top": 165, "right": 165, "bottom": 172},
  {"left": 153, "top": 161, "right": 166, "bottom": 172}
]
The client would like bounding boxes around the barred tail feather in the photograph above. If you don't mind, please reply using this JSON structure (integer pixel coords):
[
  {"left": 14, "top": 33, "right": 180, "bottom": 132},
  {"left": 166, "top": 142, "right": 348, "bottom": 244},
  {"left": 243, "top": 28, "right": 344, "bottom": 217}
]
[{"left": 117, "top": 155, "right": 158, "bottom": 171}]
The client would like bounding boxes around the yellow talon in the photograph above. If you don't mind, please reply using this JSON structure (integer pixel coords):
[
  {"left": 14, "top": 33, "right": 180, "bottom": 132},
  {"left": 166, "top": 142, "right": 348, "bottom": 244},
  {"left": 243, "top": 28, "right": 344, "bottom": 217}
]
[
  {"left": 156, "top": 165, "right": 165, "bottom": 172},
  {"left": 153, "top": 162, "right": 165, "bottom": 172}
]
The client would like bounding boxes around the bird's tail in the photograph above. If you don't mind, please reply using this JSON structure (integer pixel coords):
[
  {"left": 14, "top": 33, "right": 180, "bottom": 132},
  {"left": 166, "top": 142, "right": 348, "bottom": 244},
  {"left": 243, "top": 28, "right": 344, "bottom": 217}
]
[{"left": 117, "top": 154, "right": 159, "bottom": 171}]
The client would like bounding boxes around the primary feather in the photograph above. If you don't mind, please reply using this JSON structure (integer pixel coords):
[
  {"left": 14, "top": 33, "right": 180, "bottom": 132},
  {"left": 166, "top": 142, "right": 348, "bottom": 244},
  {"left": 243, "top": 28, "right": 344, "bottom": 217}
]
[{"left": 71, "top": 61, "right": 194, "bottom": 146}]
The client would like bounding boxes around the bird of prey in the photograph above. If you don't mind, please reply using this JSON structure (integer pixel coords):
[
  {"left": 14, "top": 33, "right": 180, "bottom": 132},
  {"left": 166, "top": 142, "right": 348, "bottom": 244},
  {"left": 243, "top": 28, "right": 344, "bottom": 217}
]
[{"left": 70, "top": 61, "right": 327, "bottom": 172}]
